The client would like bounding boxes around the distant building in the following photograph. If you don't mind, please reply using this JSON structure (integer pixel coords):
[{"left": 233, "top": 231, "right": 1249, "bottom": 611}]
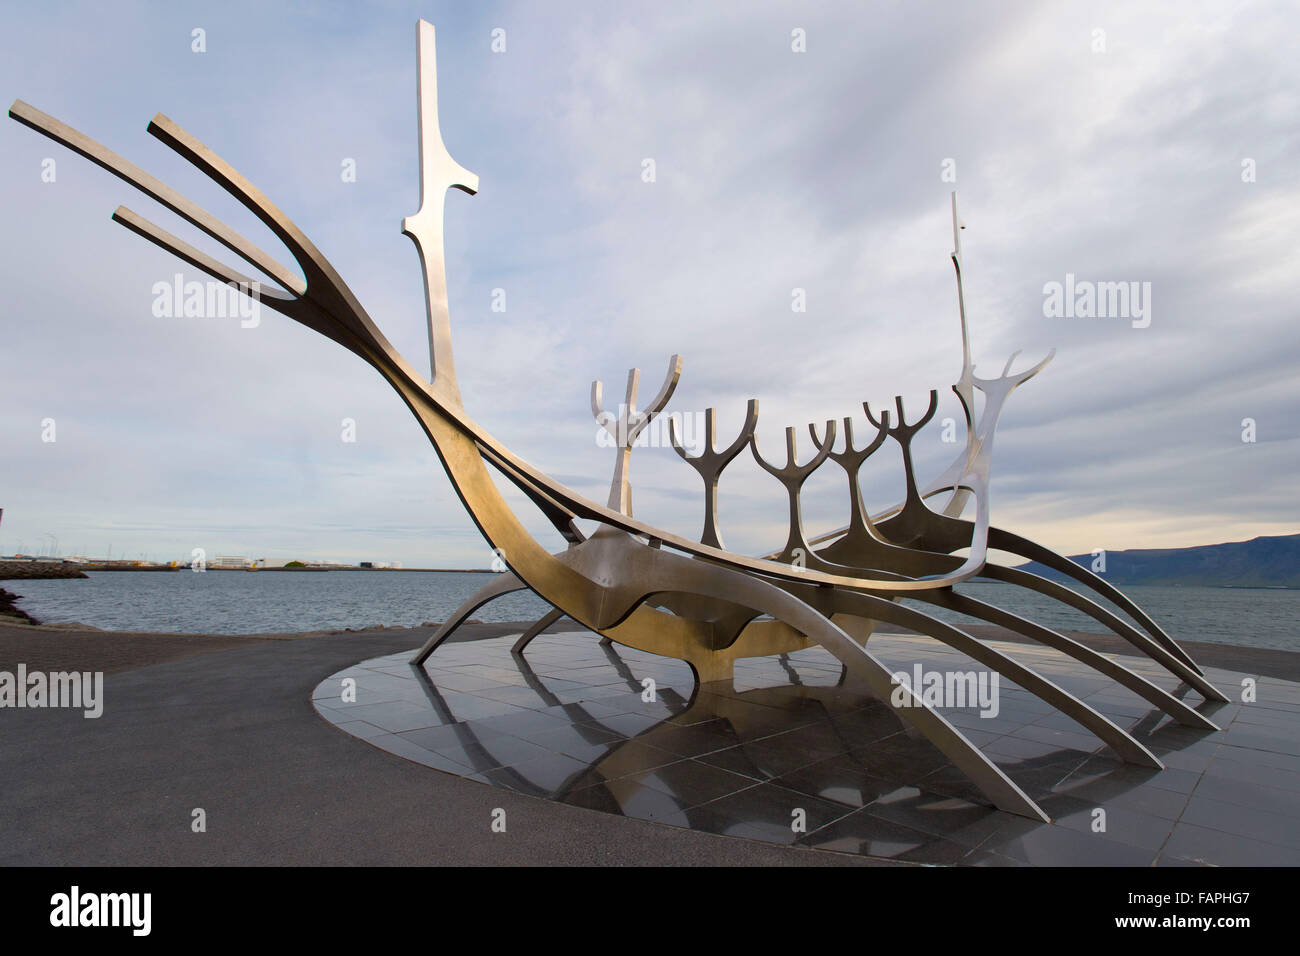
[{"left": 212, "top": 556, "right": 254, "bottom": 569}]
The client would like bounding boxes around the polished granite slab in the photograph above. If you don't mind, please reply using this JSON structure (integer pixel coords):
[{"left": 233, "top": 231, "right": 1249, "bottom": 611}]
[{"left": 312, "top": 631, "right": 1300, "bottom": 865}]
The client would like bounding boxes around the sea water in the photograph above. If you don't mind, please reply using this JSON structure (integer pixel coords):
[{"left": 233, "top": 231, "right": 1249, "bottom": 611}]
[{"left": 8, "top": 571, "right": 1297, "bottom": 651}]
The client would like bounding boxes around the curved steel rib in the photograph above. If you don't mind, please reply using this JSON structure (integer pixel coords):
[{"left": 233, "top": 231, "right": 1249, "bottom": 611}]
[
  {"left": 982, "top": 565, "right": 1229, "bottom": 703},
  {"left": 987, "top": 527, "right": 1202, "bottom": 675},
  {"left": 808, "top": 518, "right": 1225, "bottom": 706},
  {"left": 710, "top": 520, "right": 1181, "bottom": 761},
  {"left": 907, "top": 589, "right": 1218, "bottom": 729},
  {"left": 783, "top": 584, "right": 1164, "bottom": 769}
]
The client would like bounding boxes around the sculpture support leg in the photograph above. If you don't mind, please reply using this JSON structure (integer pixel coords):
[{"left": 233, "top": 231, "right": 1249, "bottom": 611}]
[
  {"left": 988, "top": 527, "right": 1203, "bottom": 675},
  {"left": 985, "top": 566, "right": 1229, "bottom": 703},
  {"left": 512, "top": 607, "right": 566, "bottom": 656},
  {"left": 795, "top": 588, "right": 1164, "bottom": 770},
  {"left": 911, "top": 589, "right": 1218, "bottom": 730},
  {"left": 412, "top": 572, "right": 526, "bottom": 665},
  {"left": 576, "top": 541, "right": 1049, "bottom": 821}
]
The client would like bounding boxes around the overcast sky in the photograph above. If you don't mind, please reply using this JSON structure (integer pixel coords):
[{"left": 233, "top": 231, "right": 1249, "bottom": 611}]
[{"left": 1, "top": 0, "right": 1296, "bottom": 567}]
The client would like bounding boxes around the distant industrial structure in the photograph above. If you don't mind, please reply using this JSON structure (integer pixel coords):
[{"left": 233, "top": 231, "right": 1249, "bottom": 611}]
[{"left": 211, "top": 556, "right": 271, "bottom": 570}]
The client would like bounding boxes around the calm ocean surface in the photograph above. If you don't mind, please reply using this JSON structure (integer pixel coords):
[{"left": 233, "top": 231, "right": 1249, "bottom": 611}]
[{"left": 8, "top": 570, "right": 1297, "bottom": 651}]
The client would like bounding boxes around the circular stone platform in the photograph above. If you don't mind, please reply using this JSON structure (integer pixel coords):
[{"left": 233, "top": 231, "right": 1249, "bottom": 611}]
[{"left": 312, "top": 630, "right": 1300, "bottom": 866}]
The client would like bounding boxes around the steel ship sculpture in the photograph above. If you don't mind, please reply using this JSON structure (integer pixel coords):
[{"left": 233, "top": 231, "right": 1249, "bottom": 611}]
[{"left": 8, "top": 20, "right": 1226, "bottom": 821}]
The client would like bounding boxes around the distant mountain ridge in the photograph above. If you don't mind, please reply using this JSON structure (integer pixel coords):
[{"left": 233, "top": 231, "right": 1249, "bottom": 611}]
[{"left": 1013, "top": 533, "right": 1300, "bottom": 588}]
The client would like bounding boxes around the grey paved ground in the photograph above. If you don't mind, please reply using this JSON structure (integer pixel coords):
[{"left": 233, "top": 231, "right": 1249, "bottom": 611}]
[
  {"left": 0, "top": 623, "right": 879, "bottom": 866},
  {"left": 4, "top": 619, "right": 1293, "bottom": 867}
]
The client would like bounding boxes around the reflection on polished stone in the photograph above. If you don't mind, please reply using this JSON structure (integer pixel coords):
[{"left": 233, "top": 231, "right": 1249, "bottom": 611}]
[{"left": 313, "top": 631, "right": 1300, "bottom": 866}]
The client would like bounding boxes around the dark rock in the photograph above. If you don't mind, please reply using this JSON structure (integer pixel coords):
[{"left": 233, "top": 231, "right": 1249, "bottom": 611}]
[{"left": 0, "top": 587, "right": 39, "bottom": 625}]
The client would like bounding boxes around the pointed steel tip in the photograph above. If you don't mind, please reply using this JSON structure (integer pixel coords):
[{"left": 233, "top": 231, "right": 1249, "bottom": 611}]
[
  {"left": 416, "top": 21, "right": 437, "bottom": 56},
  {"left": 146, "top": 113, "right": 174, "bottom": 139}
]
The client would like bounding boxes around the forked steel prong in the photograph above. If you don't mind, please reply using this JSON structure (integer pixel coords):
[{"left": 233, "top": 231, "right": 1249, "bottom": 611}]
[
  {"left": 6, "top": 99, "right": 305, "bottom": 296},
  {"left": 810, "top": 414, "right": 889, "bottom": 545},
  {"left": 592, "top": 354, "right": 682, "bottom": 514},
  {"left": 751, "top": 421, "right": 836, "bottom": 563},
  {"left": 669, "top": 400, "right": 759, "bottom": 549}
]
